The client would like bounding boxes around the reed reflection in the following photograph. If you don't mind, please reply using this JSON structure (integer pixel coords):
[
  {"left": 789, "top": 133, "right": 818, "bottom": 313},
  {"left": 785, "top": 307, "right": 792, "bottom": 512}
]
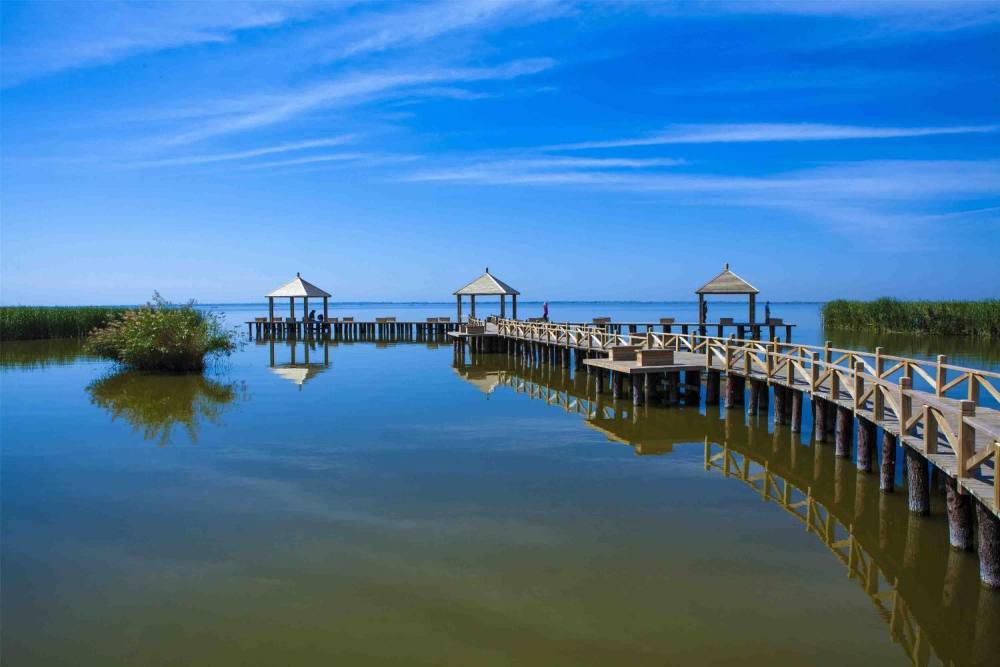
[
  {"left": 0, "top": 339, "right": 95, "bottom": 370},
  {"left": 824, "top": 327, "right": 1000, "bottom": 370},
  {"left": 87, "top": 371, "right": 246, "bottom": 446},
  {"left": 454, "top": 352, "right": 1000, "bottom": 667}
]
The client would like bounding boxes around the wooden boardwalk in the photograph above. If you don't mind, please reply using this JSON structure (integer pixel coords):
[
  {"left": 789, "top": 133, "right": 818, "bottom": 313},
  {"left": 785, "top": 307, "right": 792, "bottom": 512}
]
[
  {"left": 460, "top": 317, "right": 1000, "bottom": 515},
  {"left": 449, "top": 316, "right": 1000, "bottom": 588}
]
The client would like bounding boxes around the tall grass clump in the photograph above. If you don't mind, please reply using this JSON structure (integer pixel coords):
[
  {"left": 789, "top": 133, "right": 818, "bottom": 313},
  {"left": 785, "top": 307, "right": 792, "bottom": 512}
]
[
  {"left": 822, "top": 298, "right": 1000, "bottom": 336},
  {"left": 85, "top": 293, "right": 236, "bottom": 371},
  {"left": 1, "top": 306, "right": 130, "bottom": 340}
]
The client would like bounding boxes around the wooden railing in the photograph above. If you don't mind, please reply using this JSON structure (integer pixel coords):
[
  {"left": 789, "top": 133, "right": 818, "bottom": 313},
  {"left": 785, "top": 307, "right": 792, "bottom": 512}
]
[{"left": 490, "top": 318, "right": 1000, "bottom": 512}]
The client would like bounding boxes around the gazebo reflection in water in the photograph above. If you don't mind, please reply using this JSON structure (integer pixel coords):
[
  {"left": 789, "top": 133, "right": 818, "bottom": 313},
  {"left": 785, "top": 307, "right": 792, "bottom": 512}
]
[{"left": 266, "top": 337, "right": 331, "bottom": 390}]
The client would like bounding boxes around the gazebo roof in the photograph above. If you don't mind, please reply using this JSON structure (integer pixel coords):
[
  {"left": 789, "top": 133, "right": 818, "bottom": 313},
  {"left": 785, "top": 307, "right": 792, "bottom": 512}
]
[
  {"left": 453, "top": 268, "right": 519, "bottom": 296},
  {"left": 267, "top": 273, "right": 331, "bottom": 298},
  {"left": 696, "top": 264, "right": 758, "bottom": 295}
]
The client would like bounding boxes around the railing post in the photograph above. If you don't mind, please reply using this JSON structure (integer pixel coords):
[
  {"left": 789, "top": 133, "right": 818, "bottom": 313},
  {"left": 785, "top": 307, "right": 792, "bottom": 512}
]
[
  {"left": 923, "top": 405, "right": 937, "bottom": 455},
  {"left": 957, "top": 400, "right": 975, "bottom": 478},
  {"left": 810, "top": 352, "right": 819, "bottom": 391},
  {"left": 936, "top": 355, "right": 947, "bottom": 397},
  {"left": 824, "top": 340, "right": 832, "bottom": 364},
  {"left": 873, "top": 348, "right": 885, "bottom": 423},
  {"left": 899, "top": 377, "right": 913, "bottom": 437},
  {"left": 995, "top": 442, "right": 1000, "bottom": 510},
  {"left": 724, "top": 339, "right": 733, "bottom": 372},
  {"left": 968, "top": 373, "right": 980, "bottom": 404},
  {"left": 854, "top": 361, "right": 864, "bottom": 411}
]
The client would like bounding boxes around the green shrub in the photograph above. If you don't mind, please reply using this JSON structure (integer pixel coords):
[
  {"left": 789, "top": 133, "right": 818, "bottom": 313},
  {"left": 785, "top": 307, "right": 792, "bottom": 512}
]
[
  {"left": 1, "top": 306, "right": 130, "bottom": 340},
  {"left": 822, "top": 299, "right": 1000, "bottom": 336},
  {"left": 85, "top": 293, "right": 236, "bottom": 371}
]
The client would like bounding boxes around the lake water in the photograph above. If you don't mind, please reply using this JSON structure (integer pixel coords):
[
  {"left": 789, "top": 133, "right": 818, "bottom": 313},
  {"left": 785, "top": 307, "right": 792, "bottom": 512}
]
[{"left": 2, "top": 304, "right": 998, "bottom": 665}]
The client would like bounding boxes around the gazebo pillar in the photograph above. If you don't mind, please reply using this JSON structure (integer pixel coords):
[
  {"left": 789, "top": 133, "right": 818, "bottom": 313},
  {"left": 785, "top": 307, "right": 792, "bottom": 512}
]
[
  {"left": 471, "top": 295, "right": 476, "bottom": 318},
  {"left": 698, "top": 294, "right": 705, "bottom": 325},
  {"left": 323, "top": 296, "right": 328, "bottom": 321},
  {"left": 289, "top": 296, "right": 295, "bottom": 319},
  {"left": 500, "top": 295, "right": 506, "bottom": 318},
  {"left": 304, "top": 296, "right": 310, "bottom": 322},
  {"left": 512, "top": 295, "right": 517, "bottom": 320},
  {"left": 268, "top": 297, "right": 275, "bottom": 321},
  {"left": 749, "top": 293, "right": 756, "bottom": 324},
  {"left": 456, "top": 295, "right": 462, "bottom": 322}
]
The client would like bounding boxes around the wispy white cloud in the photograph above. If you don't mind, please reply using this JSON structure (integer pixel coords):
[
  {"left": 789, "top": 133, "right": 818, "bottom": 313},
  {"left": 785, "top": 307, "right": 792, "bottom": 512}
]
[
  {"left": 657, "top": 1, "right": 1000, "bottom": 33},
  {"left": 410, "top": 156, "right": 686, "bottom": 181},
  {"left": 1, "top": 1, "right": 325, "bottom": 87},
  {"left": 129, "top": 136, "right": 357, "bottom": 168},
  {"left": 238, "top": 152, "right": 419, "bottom": 170},
  {"left": 160, "top": 58, "right": 556, "bottom": 146},
  {"left": 550, "top": 123, "right": 1000, "bottom": 150},
  {"left": 412, "top": 158, "right": 1000, "bottom": 199},
  {"left": 403, "top": 158, "right": 1000, "bottom": 231},
  {"left": 314, "top": 0, "right": 570, "bottom": 62}
]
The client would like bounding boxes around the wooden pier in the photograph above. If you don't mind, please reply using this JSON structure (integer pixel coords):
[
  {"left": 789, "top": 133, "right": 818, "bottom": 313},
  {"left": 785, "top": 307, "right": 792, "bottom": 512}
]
[
  {"left": 450, "top": 316, "right": 1000, "bottom": 587},
  {"left": 245, "top": 317, "right": 459, "bottom": 341}
]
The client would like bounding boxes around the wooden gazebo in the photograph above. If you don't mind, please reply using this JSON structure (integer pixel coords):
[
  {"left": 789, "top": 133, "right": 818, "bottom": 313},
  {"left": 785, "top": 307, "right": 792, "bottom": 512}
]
[
  {"left": 266, "top": 273, "right": 332, "bottom": 321},
  {"left": 454, "top": 268, "right": 519, "bottom": 322},
  {"left": 696, "top": 263, "right": 759, "bottom": 325}
]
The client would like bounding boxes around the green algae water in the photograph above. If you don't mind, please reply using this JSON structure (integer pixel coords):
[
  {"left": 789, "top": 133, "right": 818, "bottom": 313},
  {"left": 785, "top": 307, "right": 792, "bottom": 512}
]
[{"left": 2, "top": 317, "right": 999, "bottom": 665}]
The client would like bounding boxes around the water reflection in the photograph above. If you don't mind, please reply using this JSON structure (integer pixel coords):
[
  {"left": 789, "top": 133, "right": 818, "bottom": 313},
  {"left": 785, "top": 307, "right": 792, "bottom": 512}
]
[
  {"left": 87, "top": 372, "right": 246, "bottom": 446},
  {"left": 259, "top": 336, "right": 446, "bottom": 388},
  {"left": 455, "top": 353, "right": 1000, "bottom": 667},
  {"left": 824, "top": 328, "right": 1000, "bottom": 370},
  {"left": 0, "top": 338, "right": 96, "bottom": 370},
  {"left": 261, "top": 338, "right": 331, "bottom": 388}
]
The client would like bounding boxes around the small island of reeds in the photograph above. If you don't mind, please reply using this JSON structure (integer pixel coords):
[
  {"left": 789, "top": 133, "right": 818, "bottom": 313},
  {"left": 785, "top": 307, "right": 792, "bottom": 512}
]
[
  {"left": 1, "top": 305, "right": 130, "bottom": 340},
  {"left": 84, "top": 294, "right": 236, "bottom": 372},
  {"left": 822, "top": 298, "right": 1000, "bottom": 336}
]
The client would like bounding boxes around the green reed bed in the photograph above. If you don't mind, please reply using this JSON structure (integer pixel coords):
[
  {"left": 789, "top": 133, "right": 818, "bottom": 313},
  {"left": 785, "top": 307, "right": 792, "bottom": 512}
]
[
  {"left": 1, "top": 306, "right": 131, "bottom": 341},
  {"left": 822, "top": 298, "right": 1000, "bottom": 336}
]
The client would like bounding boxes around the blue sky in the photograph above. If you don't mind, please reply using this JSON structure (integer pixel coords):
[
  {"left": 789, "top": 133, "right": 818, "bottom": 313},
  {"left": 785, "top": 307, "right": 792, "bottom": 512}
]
[{"left": 2, "top": 0, "right": 998, "bottom": 304}]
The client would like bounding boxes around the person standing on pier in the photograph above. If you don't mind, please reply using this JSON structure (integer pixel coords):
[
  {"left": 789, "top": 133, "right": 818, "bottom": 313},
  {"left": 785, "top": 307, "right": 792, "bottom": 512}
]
[
  {"left": 543, "top": 302, "right": 549, "bottom": 321},
  {"left": 764, "top": 301, "right": 771, "bottom": 323}
]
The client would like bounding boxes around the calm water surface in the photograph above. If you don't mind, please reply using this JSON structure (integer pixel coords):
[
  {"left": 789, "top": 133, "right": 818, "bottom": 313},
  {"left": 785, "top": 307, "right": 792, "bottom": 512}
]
[{"left": 2, "top": 306, "right": 998, "bottom": 665}]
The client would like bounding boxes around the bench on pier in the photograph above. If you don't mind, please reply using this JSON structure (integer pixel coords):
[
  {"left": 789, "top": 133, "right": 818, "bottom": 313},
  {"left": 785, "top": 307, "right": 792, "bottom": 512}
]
[
  {"left": 638, "top": 349, "right": 675, "bottom": 366},
  {"left": 608, "top": 345, "right": 640, "bottom": 362}
]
